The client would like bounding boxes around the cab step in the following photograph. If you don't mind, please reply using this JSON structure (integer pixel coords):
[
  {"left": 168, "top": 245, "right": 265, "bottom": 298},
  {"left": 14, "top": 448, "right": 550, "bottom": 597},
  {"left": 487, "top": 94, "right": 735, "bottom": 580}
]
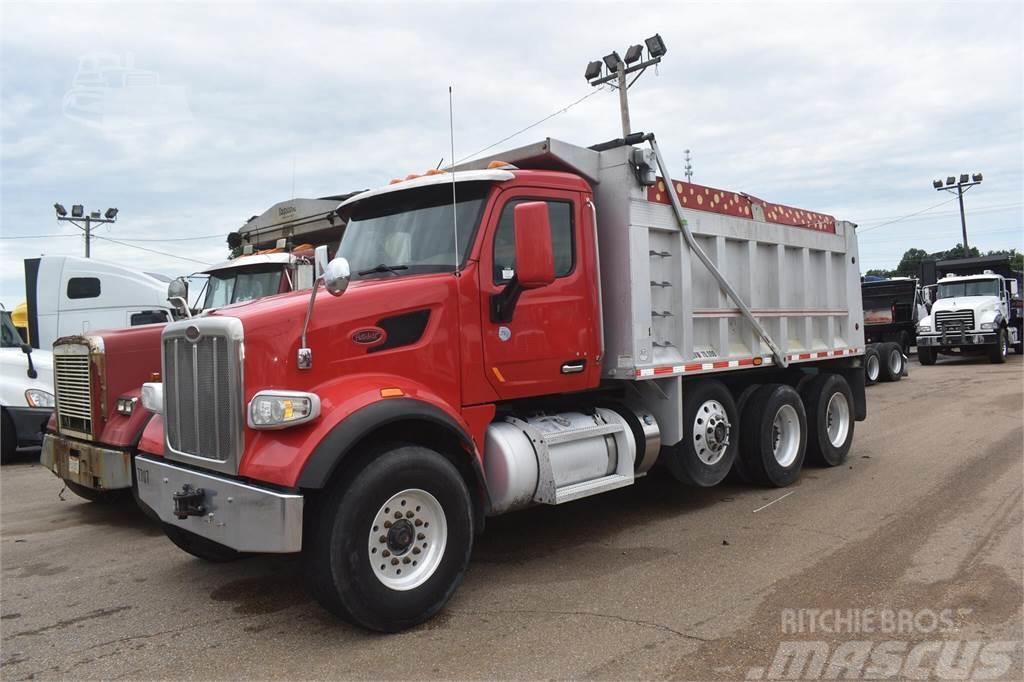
[{"left": 554, "top": 473, "right": 634, "bottom": 504}]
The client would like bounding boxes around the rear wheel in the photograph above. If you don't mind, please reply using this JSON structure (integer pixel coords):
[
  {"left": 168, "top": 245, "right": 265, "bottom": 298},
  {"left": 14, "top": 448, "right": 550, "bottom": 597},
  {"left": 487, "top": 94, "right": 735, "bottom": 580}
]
[
  {"left": 736, "top": 384, "right": 807, "bottom": 487},
  {"left": 305, "top": 443, "right": 473, "bottom": 632},
  {"left": 663, "top": 380, "right": 739, "bottom": 487},
  {"left": 163, "top": 524, "right": 243, "bottom": 562},
  {"left": 864, "top": 346, "right": 880, "bottom": 385},
  {"left": 988, "top": 328, "right": 1008, "bottom": 364},
  {"left": 801, "top": 374, "right": 854, "bottom": 467},
  {"left": 918, "top": 347, "right": 937, "bottom": 365},
  {"left": 878, "top": 342, "right": 903, "bottom": 382}
]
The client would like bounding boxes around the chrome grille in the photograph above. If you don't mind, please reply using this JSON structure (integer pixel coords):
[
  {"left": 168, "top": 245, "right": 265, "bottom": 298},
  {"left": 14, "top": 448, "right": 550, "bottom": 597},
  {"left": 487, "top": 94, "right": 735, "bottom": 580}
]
[
  {"left": 935, "top": 310, "right": 975, "bottom": 332},
  {"left": 163, "top": 318, "right": 244, "bottom": 474},
  {"left": 54, "top": 346, "right": 93, "bottom": 438}
]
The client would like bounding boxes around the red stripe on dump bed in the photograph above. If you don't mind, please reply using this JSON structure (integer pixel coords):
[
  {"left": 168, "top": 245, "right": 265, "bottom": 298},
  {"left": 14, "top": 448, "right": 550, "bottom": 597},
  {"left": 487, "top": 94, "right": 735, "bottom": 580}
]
[
  {"left": 634, "top": 347, "right": 862, "bottom": 378},
  {"left": 646, "top": 178, "right": 836, "bottom": 234}
]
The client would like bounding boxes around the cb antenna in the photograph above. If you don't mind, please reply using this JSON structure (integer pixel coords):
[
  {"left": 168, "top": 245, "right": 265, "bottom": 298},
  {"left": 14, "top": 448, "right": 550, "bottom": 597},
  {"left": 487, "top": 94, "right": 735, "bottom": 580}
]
[
  {"left": 684, "top": 149, "right": 693, "bottom": 182},
  {"left": 449, "top": 85, "right": 459, "bottom": 275}
]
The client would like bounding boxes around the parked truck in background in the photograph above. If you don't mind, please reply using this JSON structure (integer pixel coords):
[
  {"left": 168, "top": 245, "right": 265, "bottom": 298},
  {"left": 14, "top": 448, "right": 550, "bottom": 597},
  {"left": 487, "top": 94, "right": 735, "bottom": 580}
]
[
  {"left": 22, "top": 256, "right": 177, "bottom": 351},
  {"left": 132, "top": 133, "right": 866, "bottom": 632},
  {"left": 860, "top": 276, "right": 924, "bottom": 384},
  {"left": 2, "top": 310, "right": 54, "bottom": 461},
  {"left": 40, "top": 195, "right": 355, "bottom": 501}
]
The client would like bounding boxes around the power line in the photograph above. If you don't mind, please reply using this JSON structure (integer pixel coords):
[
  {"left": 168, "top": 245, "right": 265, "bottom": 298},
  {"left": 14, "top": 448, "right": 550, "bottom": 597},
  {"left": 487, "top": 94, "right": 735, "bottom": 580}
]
[
  {"left": 89, "top": 233, "right": 212, "bottom": 265},
  {"left": 454, "top": 86, "right": 607, "bottom": 164},
  {"left": 1, "top": 232, "right": 223, "bottom": 241},
  {"left": 857, "top": 196, "right": 960, "bottom": 234},
  {"left": 856, "top": 201, "right": 1023, "bottom": 225}
]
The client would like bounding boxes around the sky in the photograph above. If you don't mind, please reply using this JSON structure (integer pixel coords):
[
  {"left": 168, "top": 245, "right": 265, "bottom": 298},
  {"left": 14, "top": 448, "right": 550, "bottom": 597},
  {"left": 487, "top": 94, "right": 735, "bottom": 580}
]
[{"left": 1, "top": 0, "right": 1022, "bottom": 308}]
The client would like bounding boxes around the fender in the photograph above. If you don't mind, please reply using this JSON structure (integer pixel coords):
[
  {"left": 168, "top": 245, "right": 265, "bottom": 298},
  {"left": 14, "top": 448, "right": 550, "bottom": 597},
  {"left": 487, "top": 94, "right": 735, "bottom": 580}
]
[{"left": 138, "top": 412, "right": 165, "bottom": 457}]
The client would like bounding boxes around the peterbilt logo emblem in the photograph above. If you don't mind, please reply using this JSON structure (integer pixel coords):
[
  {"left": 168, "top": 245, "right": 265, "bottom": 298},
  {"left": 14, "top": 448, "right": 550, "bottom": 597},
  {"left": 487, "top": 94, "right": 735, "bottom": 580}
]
[
  {"left": 185, "top": 325, "right": 201, "bottom": 342},
  {"left": 351, "top": 327, "right": 387, "bottom": 346}
]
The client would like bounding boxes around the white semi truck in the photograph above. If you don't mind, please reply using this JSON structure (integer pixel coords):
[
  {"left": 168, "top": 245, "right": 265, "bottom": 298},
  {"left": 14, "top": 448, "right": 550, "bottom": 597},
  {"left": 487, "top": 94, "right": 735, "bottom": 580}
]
[{"left": 916, "top": 269, "right": 1022, "bottom": 364}]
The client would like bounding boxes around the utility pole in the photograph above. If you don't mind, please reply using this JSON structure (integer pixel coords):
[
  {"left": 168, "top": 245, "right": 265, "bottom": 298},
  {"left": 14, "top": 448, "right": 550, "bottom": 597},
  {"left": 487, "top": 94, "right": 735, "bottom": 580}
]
[
  {"left": 684, "top": 149, "right": 693, "bottom": 183},
  {"left": 585, "top": 35, "right": 667, "bottom": 139},
  {"left": 54, "top": 204, "right": 118, "bottom": 258},
  {"left": 932, "top": 173, "right": 982, "bottom": 257}
]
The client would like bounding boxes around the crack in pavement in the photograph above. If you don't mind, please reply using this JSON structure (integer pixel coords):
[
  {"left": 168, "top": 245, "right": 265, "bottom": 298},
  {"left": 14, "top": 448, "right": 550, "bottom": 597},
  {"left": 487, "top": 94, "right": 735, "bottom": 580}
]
[
  {"left": 450, "top": 606, "right": 709, "bottom": 641},
  {"left": 6, "top": 606, "right": 131, "bottom": 639}
]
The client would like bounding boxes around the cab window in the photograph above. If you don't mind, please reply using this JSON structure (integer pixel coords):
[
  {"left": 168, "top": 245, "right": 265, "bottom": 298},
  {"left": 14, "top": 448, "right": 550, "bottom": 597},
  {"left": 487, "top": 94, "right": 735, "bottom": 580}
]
[{"left": 493, "top": 200, "right": 574, "bottom": 284}]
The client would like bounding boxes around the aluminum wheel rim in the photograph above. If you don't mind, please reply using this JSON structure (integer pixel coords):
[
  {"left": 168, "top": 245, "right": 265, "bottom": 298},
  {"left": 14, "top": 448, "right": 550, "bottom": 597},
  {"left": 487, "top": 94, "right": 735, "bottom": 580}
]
[
  {"left": 1001, "top": 333, "right": 1007, "bottom": 356},
  {"left": 866, "top": 355, "right": 879, "bottom": 381},
  {"left": 771, "top": 404, "right": 801, "bottom": 468},
  {"left": 888, "top": 348, "right": 902, "bottom": 375},
  {"left": 825, "top": 392, "right": 851, "bottom": 448},
  {"left": 368, "top": 488, "right": 447, "bottom": 591},
  {"left": 693, "top": 399, "right": 730, "bottom": 466}
]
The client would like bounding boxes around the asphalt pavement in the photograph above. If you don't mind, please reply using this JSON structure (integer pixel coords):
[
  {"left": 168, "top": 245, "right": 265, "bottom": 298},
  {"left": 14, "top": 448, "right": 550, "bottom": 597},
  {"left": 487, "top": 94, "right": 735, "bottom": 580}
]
[{"left": 2, "top": 354, "right": 1021, "bottom": 680}]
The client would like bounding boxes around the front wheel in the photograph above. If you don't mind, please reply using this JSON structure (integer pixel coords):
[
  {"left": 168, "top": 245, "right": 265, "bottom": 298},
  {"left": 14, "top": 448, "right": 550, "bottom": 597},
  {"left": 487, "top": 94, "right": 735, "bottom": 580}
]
[
  {"left": 878, "top": 342, "right": 904, "bottom": 382},
  {"left": 918, "top": 347, "right": 937, "bottom": 365},
  {"left": 305, "top": 444, "right": 474, "bottom": 632},
  {"left": 988, "top": 328, "right": 1008, "bottom": 364},
  {"left": 1, "top": 410, "right": 15, "bottom": 462}
]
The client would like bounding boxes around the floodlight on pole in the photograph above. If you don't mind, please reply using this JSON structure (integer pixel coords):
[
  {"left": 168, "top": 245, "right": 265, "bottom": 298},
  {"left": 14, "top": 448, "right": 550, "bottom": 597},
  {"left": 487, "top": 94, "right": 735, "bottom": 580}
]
[
  {"left": 585, "top": 34, "right": 668, "bottom": 137},
  {"left": 54, "top": 201, "right": 120, "bottom": 258},
  {"left": 932, "top": 171, "right": 984, "bottom": 257}
]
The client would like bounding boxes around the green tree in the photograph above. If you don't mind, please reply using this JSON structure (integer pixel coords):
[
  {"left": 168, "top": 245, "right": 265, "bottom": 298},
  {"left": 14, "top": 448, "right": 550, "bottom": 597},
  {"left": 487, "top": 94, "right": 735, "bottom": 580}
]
[
  {"left": 941, "top": 243, "right": 981, "bottom": 260},
  {"left": 986, "top": 248, "right": 1023, "bottom": 271},
  {"left": 895, "top": 248, "right": 930, "bottom": 276},
  {"left": 864, "top": 268, "right": 892, "bottom": 278}
]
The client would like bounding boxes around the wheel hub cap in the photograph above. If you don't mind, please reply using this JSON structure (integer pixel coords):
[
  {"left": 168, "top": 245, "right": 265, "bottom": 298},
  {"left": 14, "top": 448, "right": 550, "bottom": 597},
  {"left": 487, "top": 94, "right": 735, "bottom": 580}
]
[
  {"left": 368, "top": 488, "right": 447, "bottom": 591},
  {"left": 693, "top": 399, "right": 730, "bottom": 465}
]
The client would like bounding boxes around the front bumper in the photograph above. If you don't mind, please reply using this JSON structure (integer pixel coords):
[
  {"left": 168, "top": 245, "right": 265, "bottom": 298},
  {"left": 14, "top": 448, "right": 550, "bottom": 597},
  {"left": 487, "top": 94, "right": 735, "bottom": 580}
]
[
  {"left": 40, "top": 434, "right": 133, "bottom": 490},
  {"left": 135, "top": 455, "right": 303, "bottom": 553},
  {"left": 7, "top": 407, "right": 52, "bottom": 447},
  {"left": 917, "top": 332, "right": 996, "bottom": 349}
]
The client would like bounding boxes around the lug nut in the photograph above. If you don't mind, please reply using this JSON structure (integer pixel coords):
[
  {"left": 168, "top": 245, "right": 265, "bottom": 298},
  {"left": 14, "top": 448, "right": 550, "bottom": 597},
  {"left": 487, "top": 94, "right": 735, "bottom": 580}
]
[
  {"left": 384, "top": 520, "right": 392, "bottom": 528},
  {"left": 379, "top": 535, "right": 386, "bottom": 543},
  {"left": 417, "top": 533, "right": 425, "bottom": 540},
  {"left": 382, "top": 550, "right": 390, "bottom": 557},
  {"left": 412, "top": 547, "right": 421, "bottom": 555},
  {"left": 414, "top": 519, "right": 422, "bottom": 527},
  {"left": 403, "top": 557, "right": 411, "bottom": 564},
  {"left": 391, "top": 558, "right": 399, "bottom": 566},
  {"left": 394, "top": 511, "right": 402, "bottom": 519},
  {"left": 406, "top": 511, "right": 414, "bottom": 518}
]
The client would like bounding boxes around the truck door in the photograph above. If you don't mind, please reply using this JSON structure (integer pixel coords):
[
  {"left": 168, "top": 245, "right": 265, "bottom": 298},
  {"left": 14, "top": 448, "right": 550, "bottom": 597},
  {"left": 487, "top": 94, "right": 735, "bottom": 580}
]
[{"left": 478, "top": 188, "right": 601, "bottom": 399}]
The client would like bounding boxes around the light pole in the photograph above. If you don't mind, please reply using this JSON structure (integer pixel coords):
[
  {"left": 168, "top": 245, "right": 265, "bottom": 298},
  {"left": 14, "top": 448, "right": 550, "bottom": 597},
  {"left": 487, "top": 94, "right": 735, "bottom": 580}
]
[
  {"left": 54, "top": 203, "right": 118, "bottom": 258},
  {"left": 585, "top": 34, "right": 667, "bottom": 137},
  {"left": 931, "top": 173, "right": 982, "bottom": 256}
]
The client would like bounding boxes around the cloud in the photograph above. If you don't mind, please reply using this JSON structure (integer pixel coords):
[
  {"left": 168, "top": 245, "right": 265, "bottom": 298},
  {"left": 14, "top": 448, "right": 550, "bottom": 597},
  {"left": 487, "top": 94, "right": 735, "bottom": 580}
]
[{"left": 2, "top": 0, "right": 1022, "bottom": 306}]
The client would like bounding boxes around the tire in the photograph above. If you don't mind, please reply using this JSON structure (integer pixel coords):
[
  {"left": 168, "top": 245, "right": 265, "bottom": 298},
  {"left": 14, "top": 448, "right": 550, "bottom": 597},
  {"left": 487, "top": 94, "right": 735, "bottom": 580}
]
[
  {"left": 918, "top": 347, "right": 937, "bottom": 365},
  {"left": 988, "top": 328, "right": 1008, "bottom": 364},
  {"left": 305, "top": 443, "right": 474, "bottom": 632},
  {"left": 800, "top": 374, "right": 854, "bottom": 467},
  {"left": 735, "top": 384, "right": 807, "bottom": 487},
  {"left": 663, "top": 380, "right": 739, "bottom": 487},
  {"left": 878, "top": 342, "right": 903, "bottom": 382},
  {"left": 864, "top": 346, "right": 881, "bottom": 385},
  {"left": 1, "top": 409, "right": 15, "bottom": 463},
  {"left": 163, "top": 523, "right": 243, "bottom": 562}
]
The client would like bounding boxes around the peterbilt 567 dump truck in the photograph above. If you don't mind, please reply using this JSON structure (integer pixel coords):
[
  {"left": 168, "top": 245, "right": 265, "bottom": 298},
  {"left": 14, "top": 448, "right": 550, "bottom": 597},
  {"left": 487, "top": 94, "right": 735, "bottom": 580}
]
[
  {"left": 40, "top": 196, "right": 353, "bottom": 501},
  {"left": 133, "top": 133, "right": 866, "bottom": 632}
]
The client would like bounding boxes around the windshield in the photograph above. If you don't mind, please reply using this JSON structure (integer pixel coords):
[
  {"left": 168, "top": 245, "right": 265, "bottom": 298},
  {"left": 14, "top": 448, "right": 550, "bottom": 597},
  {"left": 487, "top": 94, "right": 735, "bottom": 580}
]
[
  {"left": 1, "top": 313, "right": 22, "bottom": 348},
  {"left": 936, "top": 278, "right": 999, "bottom": 300},
  {"left": 202, "top": 265, "right": 284, "bottom": 309},
  {"left": 339, "top": 182, "right": 490, "bottom": 280}
]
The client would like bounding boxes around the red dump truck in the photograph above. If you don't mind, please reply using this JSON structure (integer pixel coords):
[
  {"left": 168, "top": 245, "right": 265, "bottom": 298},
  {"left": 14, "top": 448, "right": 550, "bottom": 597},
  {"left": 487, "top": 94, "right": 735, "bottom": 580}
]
[
  {"left": 133, "top": 133, "right": 866, "bottom": 631},
  {"left": 40, "top": 196, "right": 355, "bottom": 501}
]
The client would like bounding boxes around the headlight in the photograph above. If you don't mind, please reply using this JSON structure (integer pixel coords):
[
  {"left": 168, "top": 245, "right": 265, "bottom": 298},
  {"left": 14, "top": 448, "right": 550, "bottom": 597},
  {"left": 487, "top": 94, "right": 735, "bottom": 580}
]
[
  {"left": 141, "top": 382, "right": 163, "bottom": 414},
  {"left": 248, "top": 391, "right": 320, "bottom": 430},
  {"left": 116, "top": 396, "right": 138, "bottom": 416},
  {"left": 917, "top": 326, "right": 931, "bottom": 333},
  {"left": 25, "top": 389, "right": 54, "bottom": 408},
  {"left": 980, "top": 322, "right": 996, "bottom": 330}
]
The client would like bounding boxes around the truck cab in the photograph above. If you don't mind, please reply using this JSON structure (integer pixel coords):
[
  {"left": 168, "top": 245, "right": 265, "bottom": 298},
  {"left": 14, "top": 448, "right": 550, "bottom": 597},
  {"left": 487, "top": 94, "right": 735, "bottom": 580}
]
[
  {"left": 915, "top": 270, "right": 1021, "bottom": 364},
  {"left": 1, "top": 310, "right": 54, "bottom": 461},
  {"left": 40, "top": 244, "right": 329, "bottom": 500}
]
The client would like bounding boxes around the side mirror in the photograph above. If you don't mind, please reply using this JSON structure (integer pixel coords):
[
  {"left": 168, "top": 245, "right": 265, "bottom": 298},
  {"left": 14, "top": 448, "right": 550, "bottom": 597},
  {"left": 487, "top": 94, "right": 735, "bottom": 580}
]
[
  {"left": 1011, "top": 280, "right": 1019, "bottom": 296},
  {"left": 314, "top": 245, "right": 330, "bottom": 279},
  {"left": 323, "top": 257, "right": 351, "bottom": 297},
  {"left": 20, "top": 343, "right": 37, "bottom": 379},
  {"left": 513, "top": 202, "right": 555, "bottom": 289},
  {"left": 167, "top": 277, "right": 191, "bottom": 319}
]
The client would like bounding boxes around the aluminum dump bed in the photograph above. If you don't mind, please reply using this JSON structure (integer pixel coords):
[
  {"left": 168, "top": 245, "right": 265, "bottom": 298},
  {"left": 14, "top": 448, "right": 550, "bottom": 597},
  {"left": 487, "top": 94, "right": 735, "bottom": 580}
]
[{"left": 457, "top": 138, "right": 864, "bottom": 381}]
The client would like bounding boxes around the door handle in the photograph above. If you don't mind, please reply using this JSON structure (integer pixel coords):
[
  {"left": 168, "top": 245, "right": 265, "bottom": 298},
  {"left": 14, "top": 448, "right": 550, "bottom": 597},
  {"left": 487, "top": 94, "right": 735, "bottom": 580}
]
[{"left": 561, "top": 360, "right": 586, "bottom": 374}]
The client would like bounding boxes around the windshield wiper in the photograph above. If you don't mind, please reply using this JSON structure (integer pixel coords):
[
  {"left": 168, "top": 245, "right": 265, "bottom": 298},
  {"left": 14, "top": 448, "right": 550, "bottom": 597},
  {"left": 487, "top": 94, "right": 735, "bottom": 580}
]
[{"left": 357, "top": 263, "right": 409, "bottom": 277}]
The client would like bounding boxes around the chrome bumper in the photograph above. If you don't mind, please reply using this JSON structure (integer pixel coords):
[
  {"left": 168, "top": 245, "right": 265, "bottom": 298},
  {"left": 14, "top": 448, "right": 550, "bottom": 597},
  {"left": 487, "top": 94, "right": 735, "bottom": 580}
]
[
  {"left": 917, "top": 332, "right": 995, "bottom": 348},
  {"left": 41, "top": 434, "right": 133, "bottom": 490},
  {"left": 135, "top": 455, "right": 303, "bottom": 553}
]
